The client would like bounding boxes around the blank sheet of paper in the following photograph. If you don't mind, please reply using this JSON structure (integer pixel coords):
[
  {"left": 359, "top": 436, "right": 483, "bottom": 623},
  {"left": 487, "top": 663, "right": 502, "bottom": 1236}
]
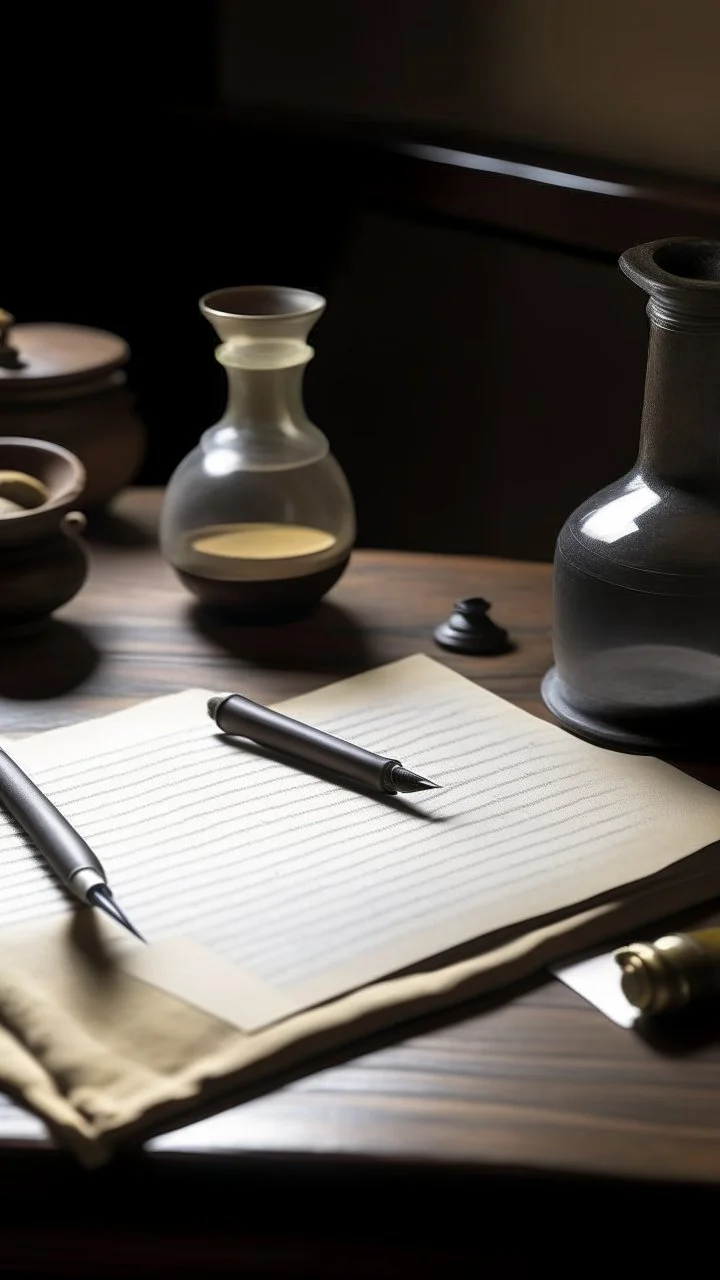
[
  {"left": 0, "top": 1092, "right": 48, "bottom": 1142},
  {"left": 2, "top": 654, "right": 720, "bottom": 1028}
]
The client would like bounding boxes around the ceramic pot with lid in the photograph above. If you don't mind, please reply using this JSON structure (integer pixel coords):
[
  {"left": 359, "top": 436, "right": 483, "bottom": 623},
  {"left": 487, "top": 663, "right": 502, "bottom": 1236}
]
[{"left": 0, "top": 310, "right": 145, "bottom": 507}]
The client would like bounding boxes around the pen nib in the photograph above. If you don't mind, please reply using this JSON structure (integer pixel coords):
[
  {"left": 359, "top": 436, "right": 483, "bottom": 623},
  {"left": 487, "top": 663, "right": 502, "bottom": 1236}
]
[
  {"left": 87, "top": 884, "right": 145, "bottom": 942},
  {"left": 390, "top": 766, "right": 442, "bottom": 794}
]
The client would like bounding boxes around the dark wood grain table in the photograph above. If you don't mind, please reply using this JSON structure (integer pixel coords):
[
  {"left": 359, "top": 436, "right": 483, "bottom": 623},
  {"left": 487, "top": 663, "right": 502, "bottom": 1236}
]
[{"left": 3, "top": 488, "right": 720, "bottom": 1277}]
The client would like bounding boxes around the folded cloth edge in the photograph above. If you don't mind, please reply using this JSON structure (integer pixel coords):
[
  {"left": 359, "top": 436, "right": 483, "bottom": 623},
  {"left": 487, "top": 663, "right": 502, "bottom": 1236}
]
[{"left": 0, "top": 857, "right": 718, "bottom": 1164}]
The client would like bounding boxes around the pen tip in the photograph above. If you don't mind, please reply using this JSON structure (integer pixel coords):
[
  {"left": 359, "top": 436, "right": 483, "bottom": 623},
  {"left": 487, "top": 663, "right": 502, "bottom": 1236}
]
[
  {"left": 390, "top": 766, "right": 442, "bottom": 793},
  {"left": 87, "top": 884, "right": 145, "bottom": 943}
]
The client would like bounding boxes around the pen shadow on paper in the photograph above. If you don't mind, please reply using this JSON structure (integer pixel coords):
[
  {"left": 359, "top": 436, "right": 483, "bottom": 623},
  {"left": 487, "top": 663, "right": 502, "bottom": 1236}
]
[
  {"left": 189, "top": 601, "right": 377, "bottom": 676},
  {"left": 215, "top": 735, "right": 449, "bottom": 821},
  {"left": 0, "top": 621, "right": 99, "bottom": 701}
]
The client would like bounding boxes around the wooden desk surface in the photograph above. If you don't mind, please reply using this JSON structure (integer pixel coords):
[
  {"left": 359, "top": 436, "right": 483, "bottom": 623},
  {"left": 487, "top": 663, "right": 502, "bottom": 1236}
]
[{"left": 3, "top": 489, "right": 720, "bottom": 1272}]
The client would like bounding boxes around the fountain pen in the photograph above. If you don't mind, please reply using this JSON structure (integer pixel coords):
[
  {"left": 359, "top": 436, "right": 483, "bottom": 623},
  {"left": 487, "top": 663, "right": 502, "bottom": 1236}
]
[
  {"left": 0, "top": 745, "right": 143, "bottom": 941},
  {"left": 208, "top": 692, "right": 441, "bottom": 795}
]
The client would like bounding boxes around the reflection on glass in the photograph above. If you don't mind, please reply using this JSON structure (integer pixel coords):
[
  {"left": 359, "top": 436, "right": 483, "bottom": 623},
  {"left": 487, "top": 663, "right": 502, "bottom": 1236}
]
[
  {"left": 203, "top": 448, "right": 240, "bottom": 478},
  {"left": 581, "top": 476, "right": 660, "bottom": 544}
]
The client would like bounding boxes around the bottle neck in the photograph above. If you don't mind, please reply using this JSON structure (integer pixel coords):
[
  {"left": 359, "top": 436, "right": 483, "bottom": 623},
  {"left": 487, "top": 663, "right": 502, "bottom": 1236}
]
[
  {"left": 205, "top": 362, "right": 328, "bottom": 468},
  {"left": 223, "top": 364, "right": 306, "bottom": 434},
  {"left": 638, "top": 316, "right": 720, "bottom": 492}
]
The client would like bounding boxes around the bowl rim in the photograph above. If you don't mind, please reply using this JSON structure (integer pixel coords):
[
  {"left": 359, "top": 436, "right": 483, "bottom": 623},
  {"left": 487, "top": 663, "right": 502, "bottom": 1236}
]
[{"left": 0, "top": 436, "right": 86, "bottom": 518}]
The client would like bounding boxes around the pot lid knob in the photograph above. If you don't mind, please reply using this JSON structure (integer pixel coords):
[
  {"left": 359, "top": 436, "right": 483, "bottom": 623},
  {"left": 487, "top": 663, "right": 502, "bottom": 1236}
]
[{"left": 0, "top": 312, "right": 23, "bottom": 371}]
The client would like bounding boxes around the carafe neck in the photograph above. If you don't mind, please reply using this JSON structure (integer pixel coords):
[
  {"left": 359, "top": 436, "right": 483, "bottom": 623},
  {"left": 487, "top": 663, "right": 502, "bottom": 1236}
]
[
  {"left": 223, "top": 364, "right": 307, "bottom": 436},
  {"left": 621, "top": 238, "right": 720, "bottom": 493},
  {"left": 206, "top": 339, "right": 328, "bottom": 467},
  {"left": 637, "top": 320, "right": 720, "bottom": 490}
]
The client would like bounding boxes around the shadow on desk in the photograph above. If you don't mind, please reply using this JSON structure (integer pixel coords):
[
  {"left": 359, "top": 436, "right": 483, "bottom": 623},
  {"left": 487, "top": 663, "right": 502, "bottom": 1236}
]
[
  {"left": 85, "top": 509, "right": 158, "bottom": 549},
  {"left": 637, "top": 1004, "right": 720, "bottom": 1055},
  {"left": 189, "top": 600, "right": 377, "bottom": 675},
  {"left": 0, "top": 622, "right": 99, "bottom": 700}
]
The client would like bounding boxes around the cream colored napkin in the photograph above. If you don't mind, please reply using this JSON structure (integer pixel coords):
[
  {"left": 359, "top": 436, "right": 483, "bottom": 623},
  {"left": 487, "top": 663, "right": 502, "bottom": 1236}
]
[{"left": 0, "top": 853, "right": 717, "bottom": 1165}]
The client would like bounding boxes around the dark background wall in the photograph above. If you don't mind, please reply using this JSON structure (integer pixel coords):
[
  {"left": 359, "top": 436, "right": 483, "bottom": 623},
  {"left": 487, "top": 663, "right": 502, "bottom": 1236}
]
[
  {"left": 4, "top": 2, "right": 720, "bottom": 559},
  {"left": 219, "top": 0, "right": 720, "bottom": 180}
]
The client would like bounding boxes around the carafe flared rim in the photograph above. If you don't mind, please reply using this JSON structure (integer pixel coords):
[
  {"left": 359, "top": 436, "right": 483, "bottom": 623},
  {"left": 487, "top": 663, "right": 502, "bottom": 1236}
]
[{"left": 200, "top": 285, "right": 325, "bottom": 322}]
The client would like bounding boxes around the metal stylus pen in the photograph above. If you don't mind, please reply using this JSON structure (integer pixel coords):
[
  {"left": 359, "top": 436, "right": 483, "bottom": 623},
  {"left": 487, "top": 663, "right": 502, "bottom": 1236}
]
[
  {"left": 208, "top": 692, "right": 441, "bottom": 794},
  {"left": 0, "top": 746, "right": 143, "bottom": 940}
]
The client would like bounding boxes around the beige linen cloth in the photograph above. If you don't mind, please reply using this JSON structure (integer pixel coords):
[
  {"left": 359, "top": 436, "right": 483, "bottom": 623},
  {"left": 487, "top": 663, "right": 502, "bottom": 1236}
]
[{"left": 0, "top": 850, "right": 716, "bottom": 1165}]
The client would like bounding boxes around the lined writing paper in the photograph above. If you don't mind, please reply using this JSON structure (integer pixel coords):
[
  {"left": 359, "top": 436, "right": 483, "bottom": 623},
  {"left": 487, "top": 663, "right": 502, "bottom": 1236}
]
[{"left": 2, "top": 655, "right": 720, "bottom": 1027}]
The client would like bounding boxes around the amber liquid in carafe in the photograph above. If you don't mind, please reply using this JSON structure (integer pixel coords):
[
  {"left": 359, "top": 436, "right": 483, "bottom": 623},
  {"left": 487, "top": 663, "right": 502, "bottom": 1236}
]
[{"left": 177, "top": 522, "right": 350, "bottom": 618}]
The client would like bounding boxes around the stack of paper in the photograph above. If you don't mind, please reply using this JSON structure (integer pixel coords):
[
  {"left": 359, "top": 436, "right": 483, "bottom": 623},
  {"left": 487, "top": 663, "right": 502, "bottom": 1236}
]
[{"left": 2, "top": 655, "right": 720, "bottom": 1032}]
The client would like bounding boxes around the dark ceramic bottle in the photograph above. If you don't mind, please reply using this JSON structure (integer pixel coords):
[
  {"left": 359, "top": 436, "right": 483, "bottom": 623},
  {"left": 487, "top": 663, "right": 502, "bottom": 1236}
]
[{"left": 543, "top": 238, "right": 720, "bottom": 753}]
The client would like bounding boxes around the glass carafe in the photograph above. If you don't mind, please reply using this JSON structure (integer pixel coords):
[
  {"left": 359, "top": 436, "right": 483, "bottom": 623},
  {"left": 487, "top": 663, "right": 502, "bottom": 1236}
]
[{"left": 161, "top": 286, "right": 356, "bottom": 619}]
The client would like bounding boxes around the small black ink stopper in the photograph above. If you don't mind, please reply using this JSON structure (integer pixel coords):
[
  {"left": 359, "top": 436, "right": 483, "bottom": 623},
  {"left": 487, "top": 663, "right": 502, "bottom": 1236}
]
[{"left": 434, "top": 598, "right": 511, "bottom": 656}]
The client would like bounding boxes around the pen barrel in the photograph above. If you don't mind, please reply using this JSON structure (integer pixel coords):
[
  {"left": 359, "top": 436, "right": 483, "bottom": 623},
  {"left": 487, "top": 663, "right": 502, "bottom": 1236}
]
[
  {"left": 212, "top": 695, "right": 397, "bottom": 791},
  {"left": 0, "top": 747, "right": 106, "bottom": 897}
]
